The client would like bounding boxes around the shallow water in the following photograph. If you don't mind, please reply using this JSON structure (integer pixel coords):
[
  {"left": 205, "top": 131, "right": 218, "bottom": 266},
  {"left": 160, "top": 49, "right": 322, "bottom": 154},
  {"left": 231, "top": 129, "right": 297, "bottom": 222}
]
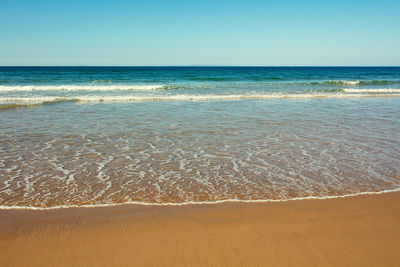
[{"left": 0, "top": 67, "right": 400, "bottom": 208}]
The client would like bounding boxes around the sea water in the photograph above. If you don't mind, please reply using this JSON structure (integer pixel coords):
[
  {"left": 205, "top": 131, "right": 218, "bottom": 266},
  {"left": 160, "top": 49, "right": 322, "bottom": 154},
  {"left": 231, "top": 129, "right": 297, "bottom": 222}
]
[{"left": 0, "top": 67, "right": 399, "bottom": 209}]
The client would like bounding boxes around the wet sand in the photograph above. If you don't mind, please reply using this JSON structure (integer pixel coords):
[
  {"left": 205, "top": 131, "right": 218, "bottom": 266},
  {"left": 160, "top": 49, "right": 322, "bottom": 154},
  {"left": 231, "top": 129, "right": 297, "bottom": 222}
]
[{"left": 0, "top": 192, "right": 399, "bottom": 266}]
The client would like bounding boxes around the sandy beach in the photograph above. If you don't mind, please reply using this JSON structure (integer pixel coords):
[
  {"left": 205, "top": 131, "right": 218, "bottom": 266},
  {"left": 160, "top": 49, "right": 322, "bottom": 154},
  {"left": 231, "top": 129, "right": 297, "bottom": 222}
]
[{"left": 0, "top": 192, "right": 398, "bottom": 266}]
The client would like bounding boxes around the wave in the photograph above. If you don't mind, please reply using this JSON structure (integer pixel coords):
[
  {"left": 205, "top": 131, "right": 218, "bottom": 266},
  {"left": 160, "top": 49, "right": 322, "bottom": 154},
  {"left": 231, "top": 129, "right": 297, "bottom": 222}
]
[
  {"left": 188, "top": 76, "right": 287, "bottom": 81},
  {"left": 315, "top": 88, "right": 400, "bottom": 93},
  {"left": 306, "top": 80, "right": 361, "bottom": 86},
  {"left": 0, "top": 103, "right": 42, "bottom": 111},
  {"left": 91, "top": 79, "right": 113, "bottom": 83},
  {"left": 302, "top": 80, "right": 400, "bottom": 86},
  {"left": 1, "top": 92, "right": 400, "bottom": 106},
  {"left": 0, "top": 84, "right": 166, "bottom": 92},
  {"left": 182, "top": 78, "right": 398, "bottom": 84},
  {"left": 188, "top": 77, "right": 235, "bottom": 81},
  {"left": 183, "top": 79, "right": 399, "bottom": 85},
  {"left": 0, "top": 187, "right": 398, "bottom": 210},
  {"left": 341, "top": 88, "right": 400, "bottom": 93},
  {"left": 1, "top": 80, "right": 399, "bottom": 92},
  {"left": 0, "top": 99, "right": 79, "bottom": 111},
  {"left": 358, "top": 80, "right": 399, "bottom": 85}
]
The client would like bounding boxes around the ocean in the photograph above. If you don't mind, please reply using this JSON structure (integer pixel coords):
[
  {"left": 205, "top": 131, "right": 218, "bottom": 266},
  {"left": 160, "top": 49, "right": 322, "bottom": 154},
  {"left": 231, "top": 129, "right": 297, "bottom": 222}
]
[{"left": 0, "top": 66, "right": 399, "bottom": 209}]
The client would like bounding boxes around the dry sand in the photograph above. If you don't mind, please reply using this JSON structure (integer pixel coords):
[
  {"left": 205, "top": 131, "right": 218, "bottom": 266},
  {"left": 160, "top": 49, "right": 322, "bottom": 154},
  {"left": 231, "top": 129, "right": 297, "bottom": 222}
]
[{"left": 0, "top": 192, "right": 399, "bottom": 266}]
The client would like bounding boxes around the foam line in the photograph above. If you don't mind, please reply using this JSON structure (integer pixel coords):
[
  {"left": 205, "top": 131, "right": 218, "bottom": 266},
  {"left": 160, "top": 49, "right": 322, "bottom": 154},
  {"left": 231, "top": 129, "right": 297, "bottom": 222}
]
[
  {"left": 0, "top": 84, "right": 166, "bottom": 91},
  {"left": 0, "top": 188, "right": 399, "bottom": 210},
  {"left": 1, "top": 93, "right": 400, "bottom": 105},
  {"left": 342, "top": 88, "right": 400, "bottom": 93}
]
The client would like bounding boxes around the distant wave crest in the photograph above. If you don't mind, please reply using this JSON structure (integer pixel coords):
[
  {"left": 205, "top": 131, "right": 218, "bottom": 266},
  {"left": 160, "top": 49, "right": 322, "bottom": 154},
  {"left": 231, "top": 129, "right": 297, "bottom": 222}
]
[
  {"left": 302, "top": 80, "right": 400, "bottom": 86},
  {"left": 342, "top": 88, "right": 400, "bottom": 93},
  {"left": 315, "top": 88, "right": 400, "bottom": 93},
  {"left": 0, "top": 84, "right": 166, "bottom": 92}
]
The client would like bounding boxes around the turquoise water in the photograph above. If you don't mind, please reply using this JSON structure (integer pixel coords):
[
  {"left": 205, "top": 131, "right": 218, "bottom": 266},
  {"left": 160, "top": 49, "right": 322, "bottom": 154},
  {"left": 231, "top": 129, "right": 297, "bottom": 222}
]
[
  {"left": 0, "top": 67, "right": 400, "bottom": 208},
  {"left": 1, "top": 67, "right": 400, "bottom": 103}
]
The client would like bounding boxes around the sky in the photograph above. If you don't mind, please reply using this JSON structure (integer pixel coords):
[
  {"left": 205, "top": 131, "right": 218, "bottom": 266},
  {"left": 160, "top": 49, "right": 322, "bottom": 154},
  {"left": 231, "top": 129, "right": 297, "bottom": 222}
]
[{"left": 0, "top": 0, "right": 399, "bottom": 66}]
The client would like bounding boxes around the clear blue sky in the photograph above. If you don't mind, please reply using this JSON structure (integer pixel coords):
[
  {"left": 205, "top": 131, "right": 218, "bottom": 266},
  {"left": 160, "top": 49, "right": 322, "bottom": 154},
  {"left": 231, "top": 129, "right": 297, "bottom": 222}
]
[{"left": 1, "top": 0, "right": 399, "bottom": 66}]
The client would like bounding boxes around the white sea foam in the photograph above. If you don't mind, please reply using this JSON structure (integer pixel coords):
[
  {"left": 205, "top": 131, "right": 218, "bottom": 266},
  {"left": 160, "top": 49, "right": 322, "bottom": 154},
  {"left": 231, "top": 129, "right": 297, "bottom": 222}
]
[
  {"left": 0, "top": 188, "right": 398, "bottom": 210},
  {"left": 342, "top": 88, "right": 400, "bottom": 93},
  {"left": 0, "top": 84, "right": 166, "bottom": 91},
  {"left": 339, "top": 80, "right": 360, "bottom": 85},
  {"left": 1, "top": 92, "right": 400, "bottom": 105},
  {"left": 302, "top": 80, "right": 361, "bottom": 85},
  {"left": 75, "top": 93, "right": 400, "bottom": 101}
]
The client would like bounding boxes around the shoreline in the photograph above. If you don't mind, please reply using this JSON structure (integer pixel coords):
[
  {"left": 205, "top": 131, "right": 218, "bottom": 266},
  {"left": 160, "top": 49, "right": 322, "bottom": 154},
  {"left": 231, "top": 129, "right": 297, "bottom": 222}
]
[
  {"left": 1, "top": 191, "right": 399, "bottom": 266},
  {"left": 1, "top": 187, "right": 399, "bottom": 211}
]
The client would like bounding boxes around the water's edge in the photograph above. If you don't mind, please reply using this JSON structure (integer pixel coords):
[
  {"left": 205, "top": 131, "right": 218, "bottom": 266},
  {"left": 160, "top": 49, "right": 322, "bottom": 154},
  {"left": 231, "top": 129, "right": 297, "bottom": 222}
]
[{"left": 1, "top": 188, "right": 398, "bottom": 211}]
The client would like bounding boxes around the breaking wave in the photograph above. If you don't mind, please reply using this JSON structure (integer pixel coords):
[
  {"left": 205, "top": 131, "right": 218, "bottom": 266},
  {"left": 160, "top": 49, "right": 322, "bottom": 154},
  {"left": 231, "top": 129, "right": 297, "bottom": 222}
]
[
  {"left": 301, "top": 80, "right": 400, "bottom": 86},
  {"left": 341, "top": 88, "right": 400, "bottom": 93},
  {"left": 1, "top": 92, "right": 400, "bottom": 108},
  {"left": 0, "top": 84, "right": 166, "bottom": 92}
]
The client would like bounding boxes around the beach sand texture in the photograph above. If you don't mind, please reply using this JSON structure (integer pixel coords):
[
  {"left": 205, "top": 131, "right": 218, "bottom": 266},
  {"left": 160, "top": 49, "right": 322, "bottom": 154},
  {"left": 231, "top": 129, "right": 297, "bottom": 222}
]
[{"left": 0, "top": 192, "right": 399, "bottom": 266}]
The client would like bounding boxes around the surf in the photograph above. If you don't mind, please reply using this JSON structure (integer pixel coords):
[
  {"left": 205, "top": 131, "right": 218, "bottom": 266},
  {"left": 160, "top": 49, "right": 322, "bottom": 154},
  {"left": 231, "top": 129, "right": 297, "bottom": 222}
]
[{"left": 0, "top": 84, "right": 166, "bottom": 92}]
